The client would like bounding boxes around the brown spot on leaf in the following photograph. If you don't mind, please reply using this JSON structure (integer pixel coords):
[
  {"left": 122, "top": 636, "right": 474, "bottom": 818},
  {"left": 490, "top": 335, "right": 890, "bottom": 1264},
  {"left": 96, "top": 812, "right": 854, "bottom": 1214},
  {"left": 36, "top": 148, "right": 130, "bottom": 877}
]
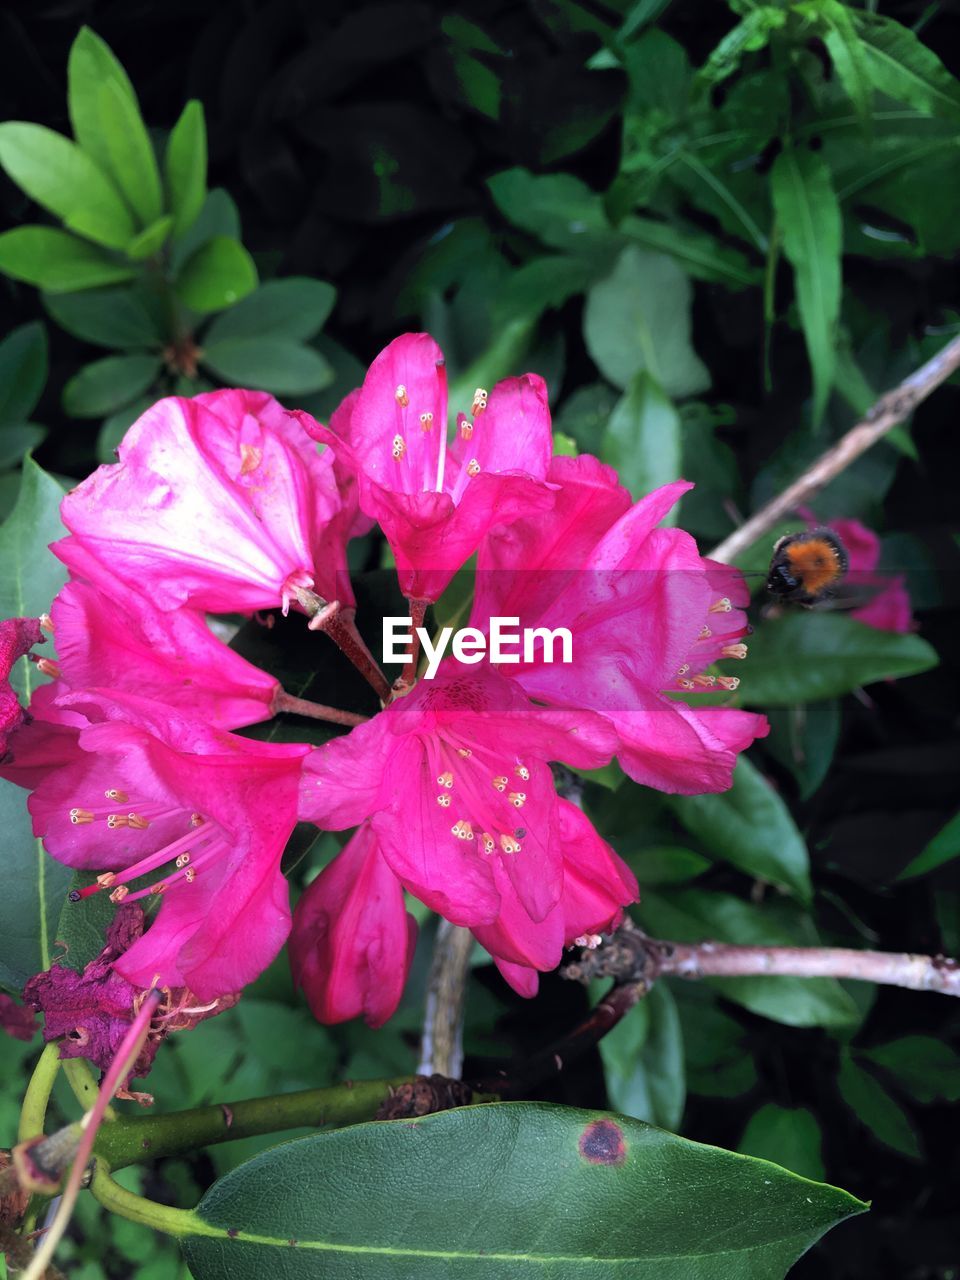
[
  {"left": 579, "top": 1118, "right": 627, "bottom": 1166},
  {"left": 227, "top": 1228, "right": 239, "bottom": 1239}
]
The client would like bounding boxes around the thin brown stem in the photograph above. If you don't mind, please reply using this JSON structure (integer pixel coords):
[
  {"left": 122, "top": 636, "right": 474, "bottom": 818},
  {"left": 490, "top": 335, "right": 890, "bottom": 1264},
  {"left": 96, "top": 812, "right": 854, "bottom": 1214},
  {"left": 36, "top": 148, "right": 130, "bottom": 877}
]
[
  {"left": 274, "top": 691, "right": 368, "bottom": 727},
  {"left": 709, "top": 331, "right": 960, "bottom": 565},
  {"left": 322, "top": 611, "right": 392, "bottom": 704},
  {"left": 418, "top": 921, "right": 475, "bottom": 1079},
  {"left": 393, "top": 598, "right": 429, "bottom": 696}
]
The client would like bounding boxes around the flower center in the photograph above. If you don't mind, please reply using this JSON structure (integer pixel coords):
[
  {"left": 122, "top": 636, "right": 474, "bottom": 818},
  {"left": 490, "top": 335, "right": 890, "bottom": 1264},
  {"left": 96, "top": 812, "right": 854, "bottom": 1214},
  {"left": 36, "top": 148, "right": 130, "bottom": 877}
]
[
  {"left": 425, "top": 732, "right": 531, "bottom": 858},
  {"left": 389, "top": 376, "right": 488, "bottom": 500}
]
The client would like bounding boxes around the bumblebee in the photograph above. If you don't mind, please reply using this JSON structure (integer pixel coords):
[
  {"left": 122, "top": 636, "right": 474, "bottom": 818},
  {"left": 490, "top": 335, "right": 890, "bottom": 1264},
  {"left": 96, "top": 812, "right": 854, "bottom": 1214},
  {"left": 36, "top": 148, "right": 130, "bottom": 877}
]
[{"left": 766, "top": 528, "right": 849, "bottom": 607}]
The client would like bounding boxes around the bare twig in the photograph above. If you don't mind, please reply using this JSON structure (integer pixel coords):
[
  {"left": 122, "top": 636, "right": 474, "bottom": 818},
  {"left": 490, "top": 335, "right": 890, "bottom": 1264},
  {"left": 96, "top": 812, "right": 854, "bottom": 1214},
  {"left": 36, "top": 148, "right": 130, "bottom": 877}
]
[
  {"left": 418, "top": 921, "right": 475, "bottom": 1079},
  {"left": 709, "top": 331, "right": 960, "bottom": 565},
  {"left": 273, "top": 691, "right": 368, "bottom": 727}
]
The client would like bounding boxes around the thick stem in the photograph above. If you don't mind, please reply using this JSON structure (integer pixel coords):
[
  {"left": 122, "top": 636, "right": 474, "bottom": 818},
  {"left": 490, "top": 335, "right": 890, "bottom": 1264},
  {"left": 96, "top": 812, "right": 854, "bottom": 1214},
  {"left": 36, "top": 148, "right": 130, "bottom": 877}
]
[
  {"left": 709, "top": 331, "right": 960, "bottom": 564},
  {"left": 88, "top": 1163, "right": 203, "bottom": 1239},
  {"left": 418, "top": 921, "right": 474, "bottom": 1078},
  {"left": 394, "top": 598, "right": 429, "bottom": 694},
  {"left": 92, "top": 1076, "right": 414, "bottom": 1171},
  {"left": 274, "top": 690, "right": 368, "bottom": 727},
  {"left": 18, "top": 1043, "right": 61, "bottom": 1144},
  {"left": 322, "top": 610, "right": 392, "bottom": 704}
]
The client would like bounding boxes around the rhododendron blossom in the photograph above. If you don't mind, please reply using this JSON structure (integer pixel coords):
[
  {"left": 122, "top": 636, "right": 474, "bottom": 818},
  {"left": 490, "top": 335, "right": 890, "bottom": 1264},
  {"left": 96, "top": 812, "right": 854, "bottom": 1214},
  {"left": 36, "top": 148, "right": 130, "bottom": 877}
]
[
  {"left": 299, "top": 333, "right": 556, "bottom": 605},
  {"left": 471, "top": 456, "right": 769, "bottom": 794},
  {"left": 0, "top": 616, "right": 43, "bottom": 759},
  {"left": 825, "top": 517, "right": 913, "bottom": 633}
]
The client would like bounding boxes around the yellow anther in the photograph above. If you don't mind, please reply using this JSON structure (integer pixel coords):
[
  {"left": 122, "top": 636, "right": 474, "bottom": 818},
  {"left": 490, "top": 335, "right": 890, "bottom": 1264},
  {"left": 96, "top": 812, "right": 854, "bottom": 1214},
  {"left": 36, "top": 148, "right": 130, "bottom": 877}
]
[
  {"left": 436, "top": 794, "right": 451, "bottom": 808},
  {"left": 709, "top": 597, "right": 733, "bottom": 614},
  {"left": 698, "top": 625, "right": 713, "bottom": 640},
  {"left": 721, "top": 643, "right": 748, "bottom": 660},
  {"left": 39, "top": 613, "right": 54, "bottom": 634},
  {"left": 96, "top": 872, "right": 116, "bottom": 888},
  {"left": 419, "top": 411, "right": 434, "bottom": 432},
  {"left": 466, "top": 459, "right": 481, "bottom": 477},
  {"left": 107, "top": 814, "right": 129, "bottom": 829},
  {"left": 460, "top": 420, "right": 474, "bottom": 440},
  {"left": 481, "top": 832, "right": 496, "bottom": 854},
  {"left": 239, "top": 443, "right": 262, "bottom": 475},
  {"left": 717, "top": 676, "right": 741, "bottom": 691},
  {"left": 514, "top": 765, "right": 530, "bottom": 781},
  {"left": 149, "top": 882, "right": 168, "bottom": 896},
  {"left": 451, "top": 820, "right": 475, "bottom": 841},
  {"left": 175, "top": 853, "right": 191, "bottom": 869},
  {"left": 492, "top": 775, "right": 508, "bottom": 792},
  {"left": 395, "top": 384, "right": 409, "bottom": 407},
  {"left": 457, "top": 748, "right": 472, "bottom": 757},
  {"left": 471, "top": 388, "right": 488, "bottom": 415},
  {"left": 678, "top": 678, "right": 695, "bottom": 690},
  {"left": 499, "top": 833, "right": 522, "bottom": 854},
  {"left": 127, "top": 813, "right": 151, "bottom": 830},
  {"left": 109, "top": 885, "right": 129, "bottom": 903},
  {"left": 184, "top": 867, "right": 197, "bottom": 883},
  {"left": 692, "top": 674, "right": 716, "bottom": 688},
  {"left": 191, "top": 813, "right": 204, "bottom": 827},
  {"left": 104, "top": 789, "right": 128, "bottom": 803},
  {"left": 509, "top": 791, "right": 526, "bottom": 808},
  {"left": 436, "top": 771, "right": 454, "bottom": 788},
  {"left": 392, "top": 434, "right": 406, "bottom": 460},
  {"left": 69, "top": 808, "right": 94, "bottom": 825}
]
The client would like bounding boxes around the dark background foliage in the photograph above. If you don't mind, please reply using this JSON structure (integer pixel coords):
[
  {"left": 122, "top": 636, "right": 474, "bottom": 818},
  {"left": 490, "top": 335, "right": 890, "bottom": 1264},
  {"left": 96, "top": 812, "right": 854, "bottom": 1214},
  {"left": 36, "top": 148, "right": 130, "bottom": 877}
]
[{"left": 1, "top": 1, "right": 960, "bottom": 1277}]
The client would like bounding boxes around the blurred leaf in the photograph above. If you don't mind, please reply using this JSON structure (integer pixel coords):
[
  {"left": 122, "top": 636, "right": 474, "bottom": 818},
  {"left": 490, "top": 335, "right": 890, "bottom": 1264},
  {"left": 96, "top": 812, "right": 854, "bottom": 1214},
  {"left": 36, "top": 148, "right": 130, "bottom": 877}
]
[
  {"left": 201, "top": 338, "right": 333, "bottom": 395},
  {"left": 0, "top": 122, "right": 135, "bottom": 250},
  {"left": 837, "top": 1051, "right": 921, "bottom": 1159},
  {"left": 638, "top": 890, "right": 861, "bottom": 1028},
  {"left": 170, "top": 189, "right": 241, "bottom": 274},
  {"left": 860, "top": 1036, "right": 960, "bottom": 1104},
  {"left": 552, "top": 431, "right": 578, "bottom": 457},
  {"left": 43, "top": 286, "right": 165, "bottom": 350},
  {"left": 739, "top": 614, "right": 938, "bottom": 706},
  {"left": 62, "top": 355, "right": 161, "bottom": 419},
  {"left": 897, "top": 809, "right": 960, "bottom": 881},
  {"left": 0, "top": 425, "right": 46, "bottom": 470},
  {"left": 630, "top": 846, "right": 711, "bottom": 886},
  {"left": 771, "top": 147, "right": 841, "bottom": 427},
  {"left": 600, "top": 982, "right": 685, "bottom": 1129},
  {"left": 601, "top": 371, "right": 681, "bottom": 508},
  {"left": 668, "top": 756, "right": 812, "bottom": 902},
  {"left": 697, "top": 7, "right": 787, "bottom": 86},
  {"left": 675, "top": 984, "right": 757, "bottom": 1098},
  {"left": 126, "top": 215, "right": 173, "bottom": 261},
  {"left": 584, "top": 246, "right": 710, "bottom": 397},
  {"left": 97, "top": 396, "right": 154, "bottom": 463},
  {"left": 487, "top": 168, "right": 610, "bottom": 253},
  {"left": 850, "top": 10, "right": 960, "bottom": 122},
  {"left": 620, "top": 216, "right": 760, "bottom": 289},
  {"left": 820, "top": 1, "right": 874, "bottom": 128},
  {"left": 0, "top": 227, "right": 137, "bottom": 291},
  {"left": 0, "top": 322, "right": 47, "bottom": 425},
  {"left": 183, "top": 1105, "right": 865, "bottom": 1279},
  {"left": 554, "top": 383, "right": 620, "bottom": 456},
  {"left": 165, "top": 100, "right": 208, "bottom": 238},
  {"left": 175, "top": 236, "right": 258, "bottom": 313},
  {"left": 739, "top": 1105, "right": 825, "bottom": 1183},
  {"left": 205, "top": 278, "right": 336, "bottom": 343},
  {"left": 763, "top": 700, "right": 840, "bottom": 800}
]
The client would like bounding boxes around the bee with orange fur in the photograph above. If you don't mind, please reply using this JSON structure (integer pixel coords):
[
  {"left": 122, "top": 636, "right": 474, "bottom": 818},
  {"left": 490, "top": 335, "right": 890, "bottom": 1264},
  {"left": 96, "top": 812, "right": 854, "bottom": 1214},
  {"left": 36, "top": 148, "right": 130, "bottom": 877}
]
[{"left": 765, "top": 528, "right": 849, "bottom": 607}]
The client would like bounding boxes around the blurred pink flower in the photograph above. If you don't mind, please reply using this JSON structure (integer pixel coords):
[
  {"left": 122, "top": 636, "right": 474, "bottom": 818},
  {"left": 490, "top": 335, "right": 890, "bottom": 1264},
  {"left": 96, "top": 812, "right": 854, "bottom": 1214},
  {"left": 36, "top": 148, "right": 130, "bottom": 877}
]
[
  {"left": 27, "top": 689, "right": 309, "bottom": 1001},
  {"left": 472, "top": 456, "right": 768, "bottom": 794},
  {"left": 0, "top": 616, "right": 43, "bottom": 759},
  {"left": 59, "top": 389, "right": 354, "bottom": 617},
  {"left": 299, "top": 333, "right": 555, "bottom": 604},
  {"left": 827, "top": 517, "right": 913, "bottom": 633}
]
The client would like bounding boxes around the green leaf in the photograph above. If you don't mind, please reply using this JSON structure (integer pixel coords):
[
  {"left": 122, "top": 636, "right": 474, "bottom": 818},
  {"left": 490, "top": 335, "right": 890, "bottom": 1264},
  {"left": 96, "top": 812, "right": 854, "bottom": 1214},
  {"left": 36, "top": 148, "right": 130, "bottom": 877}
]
[
  {"left": 630, "top": 845, "right": 711, "bottom": 886},
  {"left": 600, "top": 984, "right": 685, "bottom": 1130},
  {"left": 43, "top": 286, "right": 165, "bottom": 350},
  {"left": 487, "top": 167, "right": 611, "bottom": 253},
  {"left": 0, "top": 460, "right": 72, "bottom": 989},
  {"left": 0, "top": 227, "right": 138, "bottom": 292},
  {"left": 860, "top": 1036, "right": 960, "bottom": 1104},
  {"left": 739, "top": 613, "right": 939, "bottom": 706},
  {"left": 820, "top": 1, "right": 874, "bottom": 128},
  {"left": 0, "top": 122, "right": 135, "bottom": 250},
  {"left": 0, "top": 322, "right": 47, "bottom": 425},
  {"left": 182, "top": 1104, "right": 865, "bottom": 1278},
  {"left": 175, "top": 236, "right": 258, "bottom": 313},
  {"left": 68, "top": 29, "right": 141, "bottom": 172},
  {"left": 739, "top": 1105, "right": 825, "bottom": 1183},
  {"left": 165, "top": 100, "right": 208, "bottom": 237},
  {"left": 201, "top": 338, "right": 333, "bottom": 395},
  {"left": 697, "top": 7, "right": 787, "bottom": 86},
  {"left": 638, "top": 890, "right": 861, "bottom": 1028},
  {"left": 763, "top": 700, "right": 840, "bottom": 800},
  {"left": 62, "top": 355, "right": 161, "bottom": 419},
  {"left": 837, "top": 1052, "right": 920, "bottom": 1159},
  {"left": 897, "top": 809, "right": 960, "bottom": 881},
  {"left": 668, "top": 756, "right": 812, "bottom": 902},
  {"left": 126, "top": 215, "right": 174, "bottom": 260},
  {"left": 601, "top": 371, "right": 681, "bottom": 507},
  {"left": 584, "top": 246, "right": 710, "bottom": 397},
  {"left": 850, "top": 10, "right": 960, "bottom": 122},
  {"left": 170, "top": 189, "right": 241, "bottom": 274},
  {"left": 92, "top": 72, "right": 164, "bottom": 227},
  {"left": 97, "top": 396, "right": 155, "bottom": 463},
  {"left": 770, "top": 147, "right": 841, "bottom": 427},
  {"left": 0, "top": 425, "right": 46, "bottom": 471},
  {"left": 205, "top": 278, "right": 337, "bottom": 344},
  {"left": 620, "top": 215, "right": 760, "bottom": 289}
]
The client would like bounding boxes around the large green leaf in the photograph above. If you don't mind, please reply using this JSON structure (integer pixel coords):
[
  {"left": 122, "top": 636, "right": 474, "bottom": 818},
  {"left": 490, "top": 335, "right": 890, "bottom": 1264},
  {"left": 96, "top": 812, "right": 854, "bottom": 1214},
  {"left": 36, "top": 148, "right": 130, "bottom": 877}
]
[
  {"left": 601, "top": 372, "right": 681, "bottom": 508},
  {"left": 201, "top": 338, "right": 333, "bottom": 395},
  {"left": 0, "top": 460, "right": 72, "bottom": 990},
  {"left": 850, "top": 10, "right": 960, "bottom": 122},
  {"left": 62, "top": 354, "right": 161, "bottom": 418},
  {"left": 620, "top": 216, "right": 760, "bottom": 289},
  {"left": 182, "top": 1104, "right": 865, "bottom": 1278},
  {"left": 770, "top": 147, "right": 841, "bottom": 427},
  {"left": 165, "top": 100, "right": 208, "bottom": 238},
  {"left": 0, "top": 122, "right": 135, "bottom": 250},
  {"left": 837, "top": 1052, "right": 920, "bottom": 1160},
  {"left": 738, "top": 1105, "right": 825, "bottom": 1183},
  {"left": 668, "top": 756, "right": 812, "bottom": 902},
  {"left": 820, "top": 0, "right": 874, "bottom": 128},
  {"left": 0, "top": 227, "right": 138, "bottom": 292},
  {"left": 205, "top": 278, "right": 337, "bottom": 344},
  {"left": 584, "top": 246, "right": 710, "bottom": 397},
  {"left": 599, "top": 983, "right": 685, "bottom": 1130},
  {"left": 487, "top": 167, "right": 611, "bottom": 253},
  {"left": 738, "top": 613, "right": 938, "bottom": 706},
  {"left": 43, "top": 285, "right": 166, "bottom": 350},
  {"left": 0, "top": 322, "right": 47, "bottom": 425},
  {"left": 176, "top": 236, "right": 258, "bottom": 313}
]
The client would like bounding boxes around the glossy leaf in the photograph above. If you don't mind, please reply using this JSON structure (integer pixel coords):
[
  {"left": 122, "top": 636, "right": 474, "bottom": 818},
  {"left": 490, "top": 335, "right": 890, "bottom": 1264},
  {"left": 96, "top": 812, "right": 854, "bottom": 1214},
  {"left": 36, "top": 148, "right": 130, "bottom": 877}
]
[
  {"left": 821, "top": 1, "right": 874, "bottom": 128},
  {"left": 175, "top": 236, "right": 258, "bottom": 313},
  {"left": 62, "top": 355, "right": 161, "bottom": 418},
  {"left": 897, "top": 809, "right": 960, "bottom": 881},
  {"left": 43, "top": 286, "right": 166, "bottom": 350},
  {"left": 201, "top": 338, "right": 333, "bottom": 395},
  {"left": 668, "top": 756, "right": 812, "bottom": 902},
  {"left": 739, "top": 1105, "right": 825, "bottom": 1183},
  {"left": 0, "top": 227, "right": 137, "bottom": 292},
  {"left": 738, "top": 614, "right": 938, "bottom": 706},
  {"left": 770, "top": 147, "right": 841, "bottom": 427},
  {"left": 0, "top": 322, "right": 47, "bottom": 425},
  {"left": 182, "top": 1104, "right": 865, "bottom": 1279},
  {"left": 601, "top": 371, "right": 681, "bottom": 508},
  {"left": 763, "top": 700, "right": 841, "bottom": 800},
  {"left": 0, "top": 122, "right": 135, "bottom": 250},
  {"left": 620, "top": 215, "right": 760, "bottom": 289},
  {"left": 860, "top": 1036, "right": 960, "bottom": 1104},
  {"left": 95, "top": 77, "right": 164, "bottom": 228},
  {"left": 584, "top": 246, "right": 710, "bottom": 397},
  {"left": 600, "top": 983, "right": 685, "bottom": 1130},
  {"left": 165, "top": 100, "right": 208, "bottom": 238},
  {"left": 851, "top": 10, "right": 960, "bottom": 122},
  {"left": 205, "top": 278, "right": 337, "bottom": 343},
  {"left": 126, "top": 215, "right": 174, "bottom": 260},
  {"left": 169, "top": 189, "right": 241, "bottom": 275},
  {"left": 837, "top": 1052, "right": 920, "bottom": 1160},
  {"left": 0, "top": 425, "right": 46, "bottom": 471},
  {"left": 97, "top": 396, "right": 155, "bottom": 463},
  {"left": 487, "top": 167, "right": 610, "bottom": 253}
]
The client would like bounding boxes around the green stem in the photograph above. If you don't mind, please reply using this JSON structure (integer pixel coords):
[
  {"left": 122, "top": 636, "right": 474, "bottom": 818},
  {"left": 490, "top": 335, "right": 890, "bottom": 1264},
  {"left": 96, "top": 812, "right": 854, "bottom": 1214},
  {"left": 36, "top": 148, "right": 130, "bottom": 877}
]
[
  {"left": 62, "top": 1057, "right": 115, "bottom": 1121},
  {"left": 88, "top": 1163, "right": 206, "bottom": 1240},
  {"left": 94, "top": 1076, "right": 415, "bottom": 1170},
  {"left": 18, "top": 1043, "right": 61, "bottom": 1143}
]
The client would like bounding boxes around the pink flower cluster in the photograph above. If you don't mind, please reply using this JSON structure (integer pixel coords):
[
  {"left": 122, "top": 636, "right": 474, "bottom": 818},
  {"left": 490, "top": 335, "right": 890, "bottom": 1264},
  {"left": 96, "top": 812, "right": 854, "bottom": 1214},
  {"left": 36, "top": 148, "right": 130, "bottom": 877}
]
[{"left": 2, "top": 335, "right": 772, "bottom": 1034}]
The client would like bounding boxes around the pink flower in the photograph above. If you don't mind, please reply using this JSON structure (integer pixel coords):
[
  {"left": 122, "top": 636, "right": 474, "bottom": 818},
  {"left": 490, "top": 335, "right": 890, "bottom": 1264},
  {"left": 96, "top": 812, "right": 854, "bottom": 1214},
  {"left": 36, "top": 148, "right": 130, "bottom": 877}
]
[
  {"left": 49, "top": 566, "right": 280, "bottom": 730},
  {"left": 826, "top": 517, "right": 913, "bottom": 633},
  {"left": 298, "top": 333, "right": 556, "bottom": 604},
  {"left": 27, "top": 689, "right": 309, "bottom": 1000},
  {"left": 59, "top": 389, "right": 354, "bottom": 617},
  {"left": 1, "top": 616, "right": 44, "bottom": 760},
  {"left": 289, "top": 824, "right": 417, "bottom": 1028},
  {"left": 0, "top": 681, "right": 86, "bottom": 790},
  {"left": 472, "top": 457, "right": 768, "bottom": 794}
]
